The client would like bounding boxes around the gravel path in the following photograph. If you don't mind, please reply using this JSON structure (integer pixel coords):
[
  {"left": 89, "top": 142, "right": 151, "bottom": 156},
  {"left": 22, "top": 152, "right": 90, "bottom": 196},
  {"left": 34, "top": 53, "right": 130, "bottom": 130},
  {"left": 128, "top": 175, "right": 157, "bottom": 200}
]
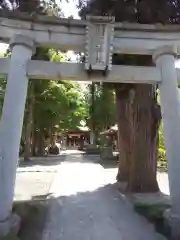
[{"left": 42, "top": 151, "right": 165, "bottom": 240}]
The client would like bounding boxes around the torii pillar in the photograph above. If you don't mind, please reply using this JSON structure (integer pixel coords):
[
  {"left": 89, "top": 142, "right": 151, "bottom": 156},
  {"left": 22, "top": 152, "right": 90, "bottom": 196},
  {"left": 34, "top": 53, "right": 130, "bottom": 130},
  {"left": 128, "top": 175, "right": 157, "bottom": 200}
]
[
  {"left": 153, "top": 46, "right": 180, "bottom": 237},
  {"left": 0, "top": 34, "right": 35, "bottom": 235}
]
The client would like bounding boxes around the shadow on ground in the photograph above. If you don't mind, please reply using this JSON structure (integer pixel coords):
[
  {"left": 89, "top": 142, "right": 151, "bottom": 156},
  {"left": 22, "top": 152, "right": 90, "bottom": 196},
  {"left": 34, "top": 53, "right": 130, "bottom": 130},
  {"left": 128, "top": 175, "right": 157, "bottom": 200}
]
[
  {"left": 14, "top": 197, "right": 50, "bottom": 240},
  {"left": 18, "top": 151, "right": 88, "bottom": 169},
  {"left": 42, "top": 183, "right": 163, "bottom": 240},
  {"left": 98, "top": 160, "right": 118, "bottom": 169},
  {"left": 13, "top": 185, "right": 170, "bottom": 240},
  {"left": 18, "top": 156, "right": 65, "bottom": 168}
]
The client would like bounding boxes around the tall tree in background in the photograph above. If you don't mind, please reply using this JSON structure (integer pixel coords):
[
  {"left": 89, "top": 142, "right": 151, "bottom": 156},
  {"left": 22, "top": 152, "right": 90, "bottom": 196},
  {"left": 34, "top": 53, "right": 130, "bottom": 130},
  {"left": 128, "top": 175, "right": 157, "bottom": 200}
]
[
  {"left": 89, "top": 82, "right": 96, "bottom": 144},
  {"left": 77, "top": 0, "right": 180, "bottom": 192},
  {"left": 85, "top": 82, "right": 116, "bottom": 144}
]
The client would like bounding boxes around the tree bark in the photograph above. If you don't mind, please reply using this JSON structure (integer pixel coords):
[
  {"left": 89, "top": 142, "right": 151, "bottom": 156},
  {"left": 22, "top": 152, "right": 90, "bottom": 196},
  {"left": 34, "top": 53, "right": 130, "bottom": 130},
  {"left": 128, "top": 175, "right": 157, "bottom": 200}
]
[
  {"left": 116, "top": 84, "right": 161, "bottom": 193},
  {"left": 50, "top": 127, "right": 56, "bottom": 146},
  {"left": 115, "top": 87, "right": 131, "bottom": 182},
  {"left": 32, "top": 126, "right": 37, "bottom": 156},
  {"left": 36, "top": 129, "right": 45, "bottom": 156},
  {"left": 128, "top": 84, "right": 160, "bottom": 192}
]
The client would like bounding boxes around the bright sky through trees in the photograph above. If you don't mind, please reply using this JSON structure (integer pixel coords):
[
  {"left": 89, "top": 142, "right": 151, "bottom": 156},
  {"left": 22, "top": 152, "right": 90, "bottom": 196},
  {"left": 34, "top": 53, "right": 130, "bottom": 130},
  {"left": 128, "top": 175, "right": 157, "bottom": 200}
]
[{"left": 59, "top": 0, "right": 79, "bottom": 19}]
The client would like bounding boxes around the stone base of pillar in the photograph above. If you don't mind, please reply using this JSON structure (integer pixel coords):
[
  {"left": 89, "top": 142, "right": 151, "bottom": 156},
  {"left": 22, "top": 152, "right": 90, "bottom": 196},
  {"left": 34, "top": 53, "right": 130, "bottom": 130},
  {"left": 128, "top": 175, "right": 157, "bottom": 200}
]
[
  {"left": 164, "top": 209, "right": 180, "bottom": 239},
  {"left": 0, "top": 213, "right": 21, "bottom": 236}
]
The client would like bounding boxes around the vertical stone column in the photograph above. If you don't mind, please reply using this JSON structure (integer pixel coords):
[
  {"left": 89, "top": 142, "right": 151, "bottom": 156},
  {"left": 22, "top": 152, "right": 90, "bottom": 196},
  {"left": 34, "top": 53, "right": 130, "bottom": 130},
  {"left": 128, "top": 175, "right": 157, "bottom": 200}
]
[
  {"left": 0, "top": 34, "right": 35, "bottom": 235},
  {"left": 153, "top": 46, "right": 180, "bottom": 236}
]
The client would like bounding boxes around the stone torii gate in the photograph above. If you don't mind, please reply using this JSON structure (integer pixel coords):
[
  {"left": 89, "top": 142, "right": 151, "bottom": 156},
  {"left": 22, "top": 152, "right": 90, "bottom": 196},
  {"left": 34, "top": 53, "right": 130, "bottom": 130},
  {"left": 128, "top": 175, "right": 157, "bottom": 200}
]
[{"left": 0, "top": 11, "right": 180, "bottom": 236}]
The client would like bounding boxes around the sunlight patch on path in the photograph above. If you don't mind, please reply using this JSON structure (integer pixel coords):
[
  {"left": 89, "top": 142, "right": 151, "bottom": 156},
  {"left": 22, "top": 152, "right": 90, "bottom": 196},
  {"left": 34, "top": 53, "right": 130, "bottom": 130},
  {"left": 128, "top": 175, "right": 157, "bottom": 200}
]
[
  {"left": 50, "top": 156, "right": 116, "bottom": 197},
  {"left": 157, "top": 171, "right": 169, "bottom": 195}
]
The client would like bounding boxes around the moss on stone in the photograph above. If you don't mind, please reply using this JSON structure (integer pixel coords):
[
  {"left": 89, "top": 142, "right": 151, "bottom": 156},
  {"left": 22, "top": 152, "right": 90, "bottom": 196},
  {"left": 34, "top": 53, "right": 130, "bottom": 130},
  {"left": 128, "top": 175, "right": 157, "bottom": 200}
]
[
  {"left": 134, "top": 202, "right": 171, "bottom": 219},
  {"left": 0, "top": 233, "right": 19, "bottom": 240}
]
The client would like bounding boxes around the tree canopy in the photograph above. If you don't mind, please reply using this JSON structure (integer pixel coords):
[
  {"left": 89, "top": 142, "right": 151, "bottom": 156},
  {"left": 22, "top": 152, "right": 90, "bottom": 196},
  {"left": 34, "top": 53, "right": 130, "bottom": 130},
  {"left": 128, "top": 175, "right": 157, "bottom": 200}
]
[{"left": 78, "top": 0, "right": 180, "bottom": 24}]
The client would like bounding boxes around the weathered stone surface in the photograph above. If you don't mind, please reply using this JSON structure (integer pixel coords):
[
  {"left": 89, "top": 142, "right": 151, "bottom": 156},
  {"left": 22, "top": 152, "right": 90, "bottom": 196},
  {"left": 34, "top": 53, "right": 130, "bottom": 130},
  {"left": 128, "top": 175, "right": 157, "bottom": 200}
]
[
  {"left": 0, "top": 213, "right": 21, "bottom": 236},
  {"left": 164, "top": 209, "right": 180, "bottom": 238},
  {"left": 10, "top": 213, "right": 21, "bottom": 235}
]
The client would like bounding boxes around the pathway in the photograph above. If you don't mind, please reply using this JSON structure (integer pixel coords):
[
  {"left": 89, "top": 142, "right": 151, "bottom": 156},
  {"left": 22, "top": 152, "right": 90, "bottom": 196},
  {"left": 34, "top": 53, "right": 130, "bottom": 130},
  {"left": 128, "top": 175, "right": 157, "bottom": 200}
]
[
  {"left": 42, "top": 151, "right": 165, "bottom": 240},
  {"left": 15, "top": 156, "right": 65, "bottom": 201}
]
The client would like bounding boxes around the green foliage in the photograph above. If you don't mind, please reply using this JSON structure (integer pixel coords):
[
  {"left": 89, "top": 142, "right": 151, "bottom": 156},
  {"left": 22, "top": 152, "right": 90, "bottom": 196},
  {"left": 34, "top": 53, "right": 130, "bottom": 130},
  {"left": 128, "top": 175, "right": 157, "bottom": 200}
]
[
  {"left": 0, "top": 233, "right": 19, "bottom": 240},
  {"left": 156, "top": 90, "right": 167, "bottom": 169},
  {"left": 85, "top": 83, "right": 116, "bottom": 134},
  {"left": 158, "top": 123, "right": 167, "bottom": 170},
  {"left": 49, "top": 49, "right": 67, "bottom": 62},
  {"left": 33, "top": 78, "right": 87, "bottom": 132},
  {"left": 134, "top": 202, "right": 170, "bottom": 220}
]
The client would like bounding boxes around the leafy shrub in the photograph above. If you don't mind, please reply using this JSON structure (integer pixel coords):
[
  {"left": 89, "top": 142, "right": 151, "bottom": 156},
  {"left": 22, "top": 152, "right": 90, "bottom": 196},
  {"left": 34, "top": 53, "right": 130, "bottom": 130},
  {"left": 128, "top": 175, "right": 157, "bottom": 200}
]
[{"left": 158, "top": 123, "right": 167, "bottom": 170}]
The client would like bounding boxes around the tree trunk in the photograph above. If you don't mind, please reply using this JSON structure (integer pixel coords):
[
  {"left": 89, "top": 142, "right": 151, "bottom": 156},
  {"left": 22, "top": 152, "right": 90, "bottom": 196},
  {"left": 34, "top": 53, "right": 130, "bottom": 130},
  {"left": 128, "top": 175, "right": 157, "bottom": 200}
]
[
  {"left": 36, "top": 129, "right": 45, "bottom": 156},
  {"left": 116, "top": 84, "right": 161, "bottom": 193},
  {"left": 50, "top": 128, "right": 57, "bottom": 147},
  {"left": 32, "top": 127, "right": 37, "bottom": 156},
  {"left": 90, "top": 83, "right": 96, "bottom": 144},
  {"left": 115, "top": 87, "right": 131, "bottom": 182},
  {"left": 128, "top": 84, "right": 160, "bottom": 192}
]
